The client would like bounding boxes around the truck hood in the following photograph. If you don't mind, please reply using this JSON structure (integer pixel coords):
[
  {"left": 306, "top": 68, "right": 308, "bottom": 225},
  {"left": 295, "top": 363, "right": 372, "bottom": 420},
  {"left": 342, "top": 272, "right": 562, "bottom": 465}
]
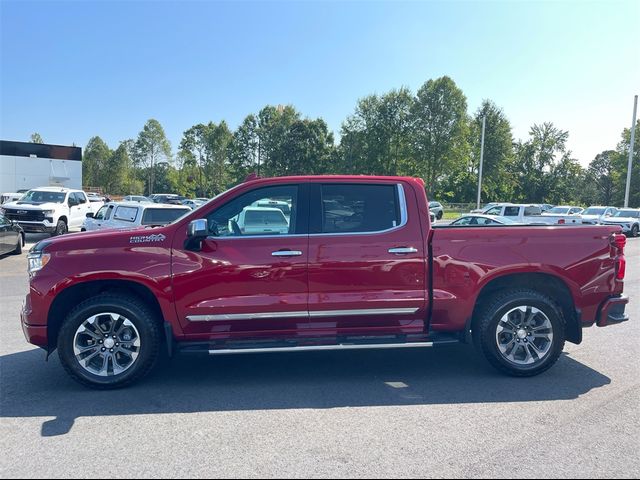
[
  {"left": 2, "top": 201, "right": 63, "bottom": 210},
  {"left": 33, "top": 225, "right": 174, "bottom": 253}
]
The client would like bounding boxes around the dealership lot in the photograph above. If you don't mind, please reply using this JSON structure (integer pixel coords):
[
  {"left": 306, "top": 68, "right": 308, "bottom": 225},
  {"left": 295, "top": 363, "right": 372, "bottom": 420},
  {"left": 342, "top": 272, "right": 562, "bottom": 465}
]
[{"left": 1, "top": 234, "right": 638, "bottom": 478}]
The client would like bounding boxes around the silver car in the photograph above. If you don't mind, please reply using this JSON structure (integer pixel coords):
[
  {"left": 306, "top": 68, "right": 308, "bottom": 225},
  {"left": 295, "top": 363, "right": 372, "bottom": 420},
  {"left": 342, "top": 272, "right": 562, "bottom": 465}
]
[{"left": 601, "top": 208, "right": 640, "bottom": 237}]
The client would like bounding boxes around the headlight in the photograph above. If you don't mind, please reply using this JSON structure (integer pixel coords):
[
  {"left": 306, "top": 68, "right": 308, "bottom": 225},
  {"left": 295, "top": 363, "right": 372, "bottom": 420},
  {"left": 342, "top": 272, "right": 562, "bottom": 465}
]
[
  {"left": 42, "top": 210, "right": 55, "bottom": 215},
  {"left": 27, "top": 252, "right": 51, "bottom": 274}
]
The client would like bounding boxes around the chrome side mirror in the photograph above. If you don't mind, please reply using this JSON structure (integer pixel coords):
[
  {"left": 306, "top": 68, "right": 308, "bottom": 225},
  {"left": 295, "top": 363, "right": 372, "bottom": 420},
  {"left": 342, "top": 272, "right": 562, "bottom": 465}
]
[{"left": 187, "top": 219, "right": 208, "bottom": 238}]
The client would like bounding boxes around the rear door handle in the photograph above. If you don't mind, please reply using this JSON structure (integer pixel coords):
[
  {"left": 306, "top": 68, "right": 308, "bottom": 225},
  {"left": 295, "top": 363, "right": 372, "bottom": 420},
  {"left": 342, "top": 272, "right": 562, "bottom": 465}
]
[
  {"left": 272, "top": 250, "right": 303, "bottom": 257},
  {"left": 389, "top": 247, "right": 418, "bottom": 255}
]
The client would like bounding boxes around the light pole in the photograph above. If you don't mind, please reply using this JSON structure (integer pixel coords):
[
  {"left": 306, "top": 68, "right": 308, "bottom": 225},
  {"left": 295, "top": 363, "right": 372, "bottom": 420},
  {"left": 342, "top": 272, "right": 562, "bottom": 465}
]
[
  {"left": 476, "top": 116, "right": 486, "bottom": 210},
  {"left": 624, "top": 95, "right": 638, "bottom": 208}
]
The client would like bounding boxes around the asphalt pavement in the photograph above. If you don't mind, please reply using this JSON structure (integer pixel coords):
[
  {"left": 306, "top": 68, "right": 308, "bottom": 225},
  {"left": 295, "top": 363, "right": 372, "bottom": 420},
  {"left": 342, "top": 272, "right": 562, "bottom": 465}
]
[{"left": 1, "top": 233, "right": 638, "bottom": 478}]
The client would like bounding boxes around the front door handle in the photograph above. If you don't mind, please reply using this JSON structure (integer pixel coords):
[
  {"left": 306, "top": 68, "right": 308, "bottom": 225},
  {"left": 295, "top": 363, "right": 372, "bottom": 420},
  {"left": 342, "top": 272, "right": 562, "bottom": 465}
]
[
  {"left": 389, "top": 247, "right": 418, "bottom": 255},
  {"left": 272, "top": 250, "right": 303, "bottom": 257}
]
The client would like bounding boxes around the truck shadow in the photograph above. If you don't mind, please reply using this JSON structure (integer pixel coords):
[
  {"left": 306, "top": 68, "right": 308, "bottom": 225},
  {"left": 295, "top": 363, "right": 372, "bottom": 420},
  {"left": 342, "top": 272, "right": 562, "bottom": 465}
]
[{"left": 0, "top": 346, "right": 610, "bottom": 437}]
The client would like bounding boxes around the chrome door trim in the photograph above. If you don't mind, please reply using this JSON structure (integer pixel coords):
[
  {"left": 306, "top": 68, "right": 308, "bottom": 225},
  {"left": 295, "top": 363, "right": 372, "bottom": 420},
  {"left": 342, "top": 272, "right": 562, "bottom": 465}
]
[
  {"left": 209, "top": 341, "right": 434, "bottom": 355},
  {"left": 187, "top": 307, "right": 419, "bottom": 322},
  {"left": 308, "top": 307, "right": 419, "bottom": 318},
  {"left": 187, "top": 311, "right": 309, "bottom": 322}
]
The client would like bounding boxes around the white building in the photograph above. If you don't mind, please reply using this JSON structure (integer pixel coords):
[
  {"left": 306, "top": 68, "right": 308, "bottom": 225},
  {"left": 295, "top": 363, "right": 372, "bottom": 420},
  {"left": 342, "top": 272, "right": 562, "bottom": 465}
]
[{"left": 0, "top": 140, "right": 82, "bottom": 193}]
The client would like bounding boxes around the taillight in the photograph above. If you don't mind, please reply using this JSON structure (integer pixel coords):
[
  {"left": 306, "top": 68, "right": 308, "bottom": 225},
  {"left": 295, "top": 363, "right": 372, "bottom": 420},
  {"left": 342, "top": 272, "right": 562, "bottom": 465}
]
[
  {"left": 558, "top": 219, "right": 566, "bottom": 225},
  {"left": 611, "top": 234, "right": 627, "bottom": 280}
]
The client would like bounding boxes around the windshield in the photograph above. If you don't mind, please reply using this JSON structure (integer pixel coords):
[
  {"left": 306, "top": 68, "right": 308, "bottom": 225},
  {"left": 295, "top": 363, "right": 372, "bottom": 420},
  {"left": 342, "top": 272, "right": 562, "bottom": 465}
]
[
  {"left": 21, "top": 190, "right": 66, "bottom": 203},
  {"left": 584, "top": 208, "right": 606, "bottom": 215},
  {"left": 547, "top": 207, "right": 570, "bottom": 214},
  {"left": 614, "top": 210, "right": 640, "bottom": 218}
]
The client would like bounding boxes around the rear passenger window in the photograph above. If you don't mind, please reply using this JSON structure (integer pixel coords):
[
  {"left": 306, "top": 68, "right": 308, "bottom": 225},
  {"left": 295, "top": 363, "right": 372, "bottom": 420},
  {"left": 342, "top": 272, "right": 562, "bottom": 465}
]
[
  {"left": 320, "top": 184, "right": 401, "bottom": 234},
  {"left": 504, "top": 207, "right": 520, "bottom": 217},
  {"left": 524, "top": 206, "right": 542, "bottom": 216},
  {"left": 114, "top": 206, "right": 138, "bottom": 222}
]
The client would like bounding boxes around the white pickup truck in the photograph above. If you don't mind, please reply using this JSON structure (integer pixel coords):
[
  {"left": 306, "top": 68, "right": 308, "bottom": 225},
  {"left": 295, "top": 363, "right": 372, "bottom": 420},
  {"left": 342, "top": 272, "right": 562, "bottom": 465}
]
[
  {"left": 481, "top": 204, "right": 582, "bottom": 225},
  {"left": 0, "top": 187, "right": 103, "bottom": 236}
]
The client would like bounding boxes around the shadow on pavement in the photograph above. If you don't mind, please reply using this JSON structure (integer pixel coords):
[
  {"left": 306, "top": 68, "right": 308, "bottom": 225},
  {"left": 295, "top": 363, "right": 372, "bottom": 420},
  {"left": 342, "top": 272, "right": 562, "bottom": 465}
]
[{"left": 0, "top": 345, "right": 610, "bottom": 437}]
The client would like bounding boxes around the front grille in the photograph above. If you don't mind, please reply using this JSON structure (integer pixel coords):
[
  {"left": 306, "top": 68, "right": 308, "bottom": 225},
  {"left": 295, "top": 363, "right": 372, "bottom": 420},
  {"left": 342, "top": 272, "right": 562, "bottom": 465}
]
[{"left": 4, "top": 209, "right": 46, "bottom": 222}]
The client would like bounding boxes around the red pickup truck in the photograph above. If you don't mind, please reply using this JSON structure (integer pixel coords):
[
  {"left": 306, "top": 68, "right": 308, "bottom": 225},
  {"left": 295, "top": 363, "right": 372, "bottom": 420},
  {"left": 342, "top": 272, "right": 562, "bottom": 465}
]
[{"left": 21, "top": 176, "right": 629, "bottom": 389}]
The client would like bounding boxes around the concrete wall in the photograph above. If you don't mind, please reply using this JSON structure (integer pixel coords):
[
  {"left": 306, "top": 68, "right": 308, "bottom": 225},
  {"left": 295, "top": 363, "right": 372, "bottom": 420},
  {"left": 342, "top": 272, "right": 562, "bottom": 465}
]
[{"left": 0, "top": 155, "right": 82, "bottom": 193}]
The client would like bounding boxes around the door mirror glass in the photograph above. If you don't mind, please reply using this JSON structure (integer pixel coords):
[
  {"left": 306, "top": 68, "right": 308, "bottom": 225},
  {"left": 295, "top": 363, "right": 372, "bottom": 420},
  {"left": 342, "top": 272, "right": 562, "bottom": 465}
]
[
  {"left": 86, "top": 212, "right": 94, "bottom": 218},
  {"left": 188, "top": 219, "right": 208, "bottom": 238}
]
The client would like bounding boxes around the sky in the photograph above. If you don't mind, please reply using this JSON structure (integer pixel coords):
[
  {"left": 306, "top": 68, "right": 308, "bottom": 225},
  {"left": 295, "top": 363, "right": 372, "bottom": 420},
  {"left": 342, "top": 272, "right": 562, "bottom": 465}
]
[{"left": 1, "top": 0, "right": 639, "bottom": 167}]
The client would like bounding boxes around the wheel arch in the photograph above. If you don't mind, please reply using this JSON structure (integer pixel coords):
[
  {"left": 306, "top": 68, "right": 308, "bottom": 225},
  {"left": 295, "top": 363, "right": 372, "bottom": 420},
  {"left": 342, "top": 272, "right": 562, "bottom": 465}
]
[
  {"left": 47, "top": 279, "right": 167, "bottom": 354},
  {"left": 470, "top": 272, "right": 582, "bottom": 345}
]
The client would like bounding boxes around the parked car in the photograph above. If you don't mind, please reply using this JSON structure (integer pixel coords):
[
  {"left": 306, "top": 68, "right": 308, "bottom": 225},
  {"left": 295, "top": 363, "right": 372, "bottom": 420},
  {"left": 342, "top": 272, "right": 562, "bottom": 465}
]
[
  {"left": 543, "top": 206, "right": 584, "bottom": 216},
  {"left": 1, "top": 192, "right": 23, "bottom": 205},
  {"left": 482, "top": 204, "right": 582, "bottom": 225},
  {"left": 449, "top": 214, "right": 520, "bottom": 226},
  {"left": 21, "top": 175, "right": 630, "bottom": 389},
  {"left": 123, "top": 195, "right": 153, "bottom": 203},
  {"left": 152, "top": 194, "right": 186, "bottom": 205},
  {"left": 0, "top": 187, "right": 93, "bottom": 236},
  {"left": 581, "top": 206, "right": 619, "bottom": 225},
  {"left": 181, "top": 199, "right": 206, "bottom": 210},
  {"left": 429, "top": 201, "right": 444, "bottom": 220},
  {"left": 82, "top": 202, "right": 191, "bottom": 232},
  {"left": 253, "top": 199, "right": 292, "bottom": 219},
  {"left": 470, "top": 202, "right": 507, "bottom": 214},
  {"left": 234, "top": 206, "right": 290, "bottom": 235},
  {"left": 195, "top": 197, "right": 210, "bottom": 202},
  {"left": 601, "top": 208, "right": 640, "bottom": 237},
  {"left": 0, "top": 213, "right": 24, "bottom": 256}
]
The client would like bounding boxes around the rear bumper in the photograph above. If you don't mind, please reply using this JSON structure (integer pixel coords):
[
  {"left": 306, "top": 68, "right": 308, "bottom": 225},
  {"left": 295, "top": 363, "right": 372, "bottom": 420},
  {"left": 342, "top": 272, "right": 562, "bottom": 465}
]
[{"left": 597, "top": 295, "right": 629, "bottom": 327}]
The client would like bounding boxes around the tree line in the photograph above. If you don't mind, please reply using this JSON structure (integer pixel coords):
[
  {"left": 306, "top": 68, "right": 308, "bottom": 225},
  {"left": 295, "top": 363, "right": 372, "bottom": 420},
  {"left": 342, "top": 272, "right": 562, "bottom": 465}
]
[{"left": 75, "top": 76, "right": 639, "bottom": 206}]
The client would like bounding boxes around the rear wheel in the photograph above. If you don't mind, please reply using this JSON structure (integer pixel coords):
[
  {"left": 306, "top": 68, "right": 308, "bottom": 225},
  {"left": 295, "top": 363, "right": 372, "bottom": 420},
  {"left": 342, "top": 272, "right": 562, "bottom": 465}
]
[
  {"left": 474, "top": 289, "right": 566, "bottom": 377},
  {"left": 57, "top": 295, "right": 162, "bottom": 389},
  {"left": 436, "top": 210, "right": 443, "bottom": 220},
  {"left": 631, "top": 224, "right": 639, "bottom": 238}
]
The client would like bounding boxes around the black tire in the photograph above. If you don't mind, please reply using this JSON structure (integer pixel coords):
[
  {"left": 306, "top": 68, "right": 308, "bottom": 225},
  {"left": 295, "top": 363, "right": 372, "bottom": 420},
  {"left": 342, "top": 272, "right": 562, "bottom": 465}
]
[
  {"left": 473, "top": 289, "right": 566, "bottom": 377},
  {"left": 52, "top": 219, "right": 68, "bottom": 237},
  {"left": 57, "top": 294, "right": 162, "bottom": 389},
  {"left": 437, "top": 210, "right": 443, "bottom": 220},
  {"left": 631, "top": 224, "right": 639, "bottom": 238},
  {"left": 12, "top": 234, "right": 23, "bottom": 255}
]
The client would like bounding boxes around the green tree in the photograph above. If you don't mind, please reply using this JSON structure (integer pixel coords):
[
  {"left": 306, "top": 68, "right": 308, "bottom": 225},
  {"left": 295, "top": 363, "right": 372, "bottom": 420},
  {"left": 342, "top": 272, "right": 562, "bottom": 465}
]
[
  {"left": 83, "top": 136, "right": 112, "bottom": 190},
  {"left": 30, "top": 133, "right": 44, "bottom": 143},
  {"left": 133, "top": 119, "right": 172, "bottom": 195},
  {"left": 229, "top": 115, "right": 259, "bottom": 182},
  {"left": 280, "top": 118, "right": 335, "bottom": 175},
  {"left": 587, "top": 150, "right": 616, "bottom": 205},
  {"left": 411, "top": 76, "right": 470, "bottom": 196},
  {"left": 612, "top": 120, "right": 640, "bottom": 207}
]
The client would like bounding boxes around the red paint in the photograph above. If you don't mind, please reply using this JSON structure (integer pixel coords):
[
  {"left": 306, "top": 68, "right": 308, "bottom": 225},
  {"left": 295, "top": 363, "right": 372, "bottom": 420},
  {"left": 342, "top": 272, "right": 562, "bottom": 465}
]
[{"left": 21, "top": 175, "right": 629, "bottom": 350}]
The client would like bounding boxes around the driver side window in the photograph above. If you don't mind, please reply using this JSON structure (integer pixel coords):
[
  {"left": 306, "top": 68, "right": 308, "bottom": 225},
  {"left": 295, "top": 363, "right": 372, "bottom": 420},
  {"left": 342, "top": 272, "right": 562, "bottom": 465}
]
[{"left": 207, "top": 185, "right": 298, "bottom": 237}]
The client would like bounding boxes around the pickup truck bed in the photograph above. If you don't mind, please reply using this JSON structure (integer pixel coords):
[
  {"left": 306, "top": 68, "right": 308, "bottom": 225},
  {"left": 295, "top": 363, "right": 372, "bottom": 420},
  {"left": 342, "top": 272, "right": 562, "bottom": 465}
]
[{"left": 20, "top": 175, "right": 629, "bottom": 389}]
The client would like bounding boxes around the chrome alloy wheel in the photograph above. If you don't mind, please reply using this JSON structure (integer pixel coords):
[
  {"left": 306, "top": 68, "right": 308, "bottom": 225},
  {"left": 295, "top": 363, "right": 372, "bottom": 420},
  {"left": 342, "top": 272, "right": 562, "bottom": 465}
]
[
  {"left": 495, "top": 306, "right": 554, "bottom": 366},
  {"left": 73, "top": 313, "right": 141, "bottom": 377}
]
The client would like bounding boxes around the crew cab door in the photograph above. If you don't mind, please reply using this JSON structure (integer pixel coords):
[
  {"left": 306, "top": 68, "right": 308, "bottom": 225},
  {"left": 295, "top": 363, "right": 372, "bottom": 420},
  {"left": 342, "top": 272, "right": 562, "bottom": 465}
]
[
  {"left": 172, "top": 183, "right": 310, "bottom": 339},
  {"left": 306, "top": 181, "right": 427, "bottom": 336},
  {"left": 69, "top": 193, "right": 91, "bottom": 228}
]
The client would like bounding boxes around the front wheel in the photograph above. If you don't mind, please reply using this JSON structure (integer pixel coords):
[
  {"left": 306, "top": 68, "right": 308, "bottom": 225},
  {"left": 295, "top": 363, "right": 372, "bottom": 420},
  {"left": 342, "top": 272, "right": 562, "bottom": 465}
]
[
  {"left": 437, "top": 211, "right": 443, "bottom": 220},
  {"left": 631, "top": 224, "right": 639, "bottom": 238},
  {"left": 57, "top": 295, "right": 162, "bottom": 389},
  {"left": 52, "top": 219, "right": 68, "bottom": 237},
  {"left": 474, "top": 289, "right": 566, "bottom": 377},
  {"left": 12, "top": 234, "right": 23, "bottom": 255}
]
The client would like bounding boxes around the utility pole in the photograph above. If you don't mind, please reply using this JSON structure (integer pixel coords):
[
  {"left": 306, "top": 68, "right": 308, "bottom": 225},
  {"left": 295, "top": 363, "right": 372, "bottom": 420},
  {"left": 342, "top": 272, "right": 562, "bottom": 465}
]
[
  {"left": 625, "top": 95, "right": 638, "bottom": 208},
  {"left": 476, "top": 116, "right": 486, "bottom": 210}
]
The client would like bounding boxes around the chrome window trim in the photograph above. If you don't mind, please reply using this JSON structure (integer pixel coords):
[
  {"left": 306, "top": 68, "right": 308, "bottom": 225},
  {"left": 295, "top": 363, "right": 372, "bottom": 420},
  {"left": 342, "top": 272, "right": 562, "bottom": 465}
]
[
  {"left": 205, "top": 183, "right": 409, "bottom": 241},
  {"left": 187, "top": 307, "right": 419, "bottom": 322}
]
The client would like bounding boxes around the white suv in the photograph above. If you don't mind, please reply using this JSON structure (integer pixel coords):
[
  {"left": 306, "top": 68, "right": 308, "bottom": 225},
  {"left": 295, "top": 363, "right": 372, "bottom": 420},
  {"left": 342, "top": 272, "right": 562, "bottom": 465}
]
[{"left": 0, "top": 187, "right": 92, "bottom": 236}]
